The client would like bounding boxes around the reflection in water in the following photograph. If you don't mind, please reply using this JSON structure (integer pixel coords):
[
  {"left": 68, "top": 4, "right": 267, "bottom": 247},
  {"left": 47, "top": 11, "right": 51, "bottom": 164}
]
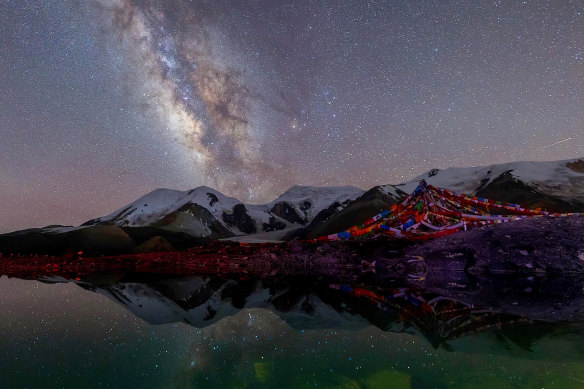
[
  {"left": 1, "top": 258, "right": 584, "bottom": 387},
  {"left": 76, "top": 275, "right": 531, "bottom": 350}
]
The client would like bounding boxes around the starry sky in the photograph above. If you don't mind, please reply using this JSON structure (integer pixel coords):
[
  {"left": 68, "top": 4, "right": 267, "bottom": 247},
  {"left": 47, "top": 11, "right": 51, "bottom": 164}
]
[{"left": 1, "top": 0, "right": 583, "bottom": 233}]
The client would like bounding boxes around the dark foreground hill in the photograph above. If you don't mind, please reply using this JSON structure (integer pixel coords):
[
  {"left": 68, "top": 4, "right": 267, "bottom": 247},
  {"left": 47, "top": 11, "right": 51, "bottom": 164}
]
[{"left": 0, "top": 225, "right": 209, "bottom": 256}]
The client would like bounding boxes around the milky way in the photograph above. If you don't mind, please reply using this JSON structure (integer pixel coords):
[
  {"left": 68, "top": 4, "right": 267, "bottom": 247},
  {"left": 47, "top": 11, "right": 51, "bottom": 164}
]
[
  {"left": 90, "top": 0, "right": 278, "bottom": 198},
  {"left": 0, "top": 1, "right": 583, "bottom": 232}
]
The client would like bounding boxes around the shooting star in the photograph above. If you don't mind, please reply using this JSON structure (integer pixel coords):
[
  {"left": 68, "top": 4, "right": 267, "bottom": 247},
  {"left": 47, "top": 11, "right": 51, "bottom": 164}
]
[{"left": 534, "top": 137, "right": 572, "bottom": 151}]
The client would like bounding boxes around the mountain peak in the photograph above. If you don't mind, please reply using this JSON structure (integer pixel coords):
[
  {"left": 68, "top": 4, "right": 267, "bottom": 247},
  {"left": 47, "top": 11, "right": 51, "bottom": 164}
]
[{"left": 77, "top": 157, "right": 584, "bottom": 241}]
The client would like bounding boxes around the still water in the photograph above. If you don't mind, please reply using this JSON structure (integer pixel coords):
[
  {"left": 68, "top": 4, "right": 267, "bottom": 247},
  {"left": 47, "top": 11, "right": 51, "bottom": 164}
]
[{"left": 1, "top": 275, "right": 583, "bottom": 389}]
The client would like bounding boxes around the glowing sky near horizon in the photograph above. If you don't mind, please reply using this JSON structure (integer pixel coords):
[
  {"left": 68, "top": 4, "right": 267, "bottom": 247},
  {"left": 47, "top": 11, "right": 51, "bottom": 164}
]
[{"left": 1, "top": 0, "right": 583, "bottom": 232}]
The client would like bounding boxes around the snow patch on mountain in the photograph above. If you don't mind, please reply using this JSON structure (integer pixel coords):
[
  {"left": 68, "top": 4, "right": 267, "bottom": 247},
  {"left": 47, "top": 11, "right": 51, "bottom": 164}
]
[
  {"left": 378, "top": 184, "right": 408, "bottom": 201},
  {"left": 266, "top": 185, "right": 364, "bottom": 219},
  {"left": 98, "top": 186, "right": 238, "bottom": 226},
  {"left": 382, "top": 158, "right": 584, "bottom": 200}
]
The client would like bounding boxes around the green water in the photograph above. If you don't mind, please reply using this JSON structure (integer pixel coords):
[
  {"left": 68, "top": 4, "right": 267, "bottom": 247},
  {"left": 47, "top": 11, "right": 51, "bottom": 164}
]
[{"left": 0, "top": 277, "right": 583, "bottom": 389}]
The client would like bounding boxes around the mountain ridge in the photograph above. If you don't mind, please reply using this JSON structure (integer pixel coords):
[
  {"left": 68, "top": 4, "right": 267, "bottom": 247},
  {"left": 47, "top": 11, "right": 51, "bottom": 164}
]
[
  {"left": 85, "top": 184, "right": 365, "bottom": 239},
  {"left": 295, "top": 157, "right": 584, "bottom": 239},
  {"left": 1, "top": 157, "right": 583, "bottom": 254}
]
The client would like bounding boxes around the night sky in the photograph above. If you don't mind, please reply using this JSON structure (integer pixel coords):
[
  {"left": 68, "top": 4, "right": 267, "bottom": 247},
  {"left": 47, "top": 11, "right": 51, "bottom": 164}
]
[{"left": 1, "top": 0, "right": 583, "bottom": 233}]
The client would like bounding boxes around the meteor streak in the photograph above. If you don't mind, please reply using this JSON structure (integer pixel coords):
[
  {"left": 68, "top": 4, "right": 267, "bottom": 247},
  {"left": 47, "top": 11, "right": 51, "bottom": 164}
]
[{"left": 534, "top": 138, "right": 572, "bottom": 151}]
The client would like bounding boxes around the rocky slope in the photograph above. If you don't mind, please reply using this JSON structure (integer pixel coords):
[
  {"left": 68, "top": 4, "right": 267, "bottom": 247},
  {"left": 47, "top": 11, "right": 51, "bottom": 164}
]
[
  {"left": 292, "top": 184, "right": 407, "bottom": 239},
  {"left": 405, "top": 215, "right": 584, "bottom": 274},
  {"left": 404, "top": 215, "right": 584, "bottom": 322}
]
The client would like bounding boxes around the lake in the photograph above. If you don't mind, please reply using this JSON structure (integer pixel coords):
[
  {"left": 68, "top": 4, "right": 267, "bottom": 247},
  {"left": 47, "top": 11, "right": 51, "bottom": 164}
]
[{"left": 1, "top": 272, "right": 583, "bottom": 389}]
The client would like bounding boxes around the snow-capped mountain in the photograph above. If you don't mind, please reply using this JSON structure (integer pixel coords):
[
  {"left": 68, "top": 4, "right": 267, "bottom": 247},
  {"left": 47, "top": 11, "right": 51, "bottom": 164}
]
[
  {"left": 266, "top": 185, "right": 364, "bottom": 225},
  {"left": 296, "top": 157, "right": 584, "bottom": 239},
  {"left": 81, "top": 157, "right": 584, "bottom": 241},
  {"left": 85, "top": 185, "right": 364, "bottom": 238},
  {"left": 3, "top": 157, "right": 582, "bottom": 254},
  {"left": 386, "top": 158, "right": 584, "bottom": 202}
]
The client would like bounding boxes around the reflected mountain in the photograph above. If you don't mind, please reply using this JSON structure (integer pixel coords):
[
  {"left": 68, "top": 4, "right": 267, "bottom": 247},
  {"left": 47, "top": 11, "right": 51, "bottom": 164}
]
[
  {"left": 31, "top": 271, "right": 581, "bottom": 350},
  {"left": 3, "top": 243, "right": 584, "bottom": 350}
]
